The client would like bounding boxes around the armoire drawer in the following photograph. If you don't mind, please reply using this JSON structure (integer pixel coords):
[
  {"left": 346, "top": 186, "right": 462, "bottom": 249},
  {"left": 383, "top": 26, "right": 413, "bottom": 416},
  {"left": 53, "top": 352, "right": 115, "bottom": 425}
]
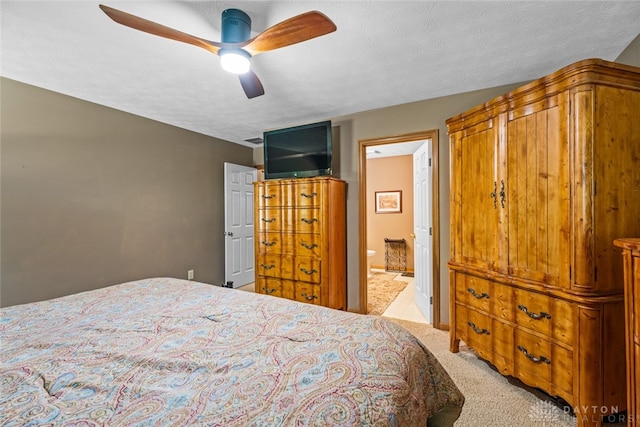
[
  {"left": 455, "top": 274, "right": 513, "bottom": 322},
  {"left": 455, "top": 304, "right": 493, "bottom": 359},
  {"left": 456, "top": 275, "right": 492, "bottom": 313},
  {"left": 513, "top": 288, "right": 573, "bottom": 346},
  {"left": 455, "top": 303, "right": 514, "bottom": 374},
  {"left": 514, "top": 328, "right": 573, "bottom": 401}
]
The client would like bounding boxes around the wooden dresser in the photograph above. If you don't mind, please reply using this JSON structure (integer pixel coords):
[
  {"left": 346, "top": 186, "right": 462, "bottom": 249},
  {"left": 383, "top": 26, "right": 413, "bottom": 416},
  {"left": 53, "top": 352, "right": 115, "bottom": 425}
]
[
  {"left": 614, "top": 238, "right": 640, "bottom": 426},
  {"left": 447, "top": 59, "right": 640, "bottom": 426},
  {"left": 253, "top": 176, "right": 347, "bottom": 310}
]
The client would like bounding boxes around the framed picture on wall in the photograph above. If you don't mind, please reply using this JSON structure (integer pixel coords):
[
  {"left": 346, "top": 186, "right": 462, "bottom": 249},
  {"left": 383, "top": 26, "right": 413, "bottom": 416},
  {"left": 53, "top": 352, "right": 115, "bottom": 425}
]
[{"left": 375, "top": 190, "right": 402, "bottom": 213}]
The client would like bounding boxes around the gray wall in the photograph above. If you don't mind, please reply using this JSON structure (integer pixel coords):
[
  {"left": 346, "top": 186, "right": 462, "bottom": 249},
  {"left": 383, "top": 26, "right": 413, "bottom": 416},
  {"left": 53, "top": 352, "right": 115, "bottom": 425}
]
[{"left": 1, "top": 78, "right": 253, "bottom": 307}]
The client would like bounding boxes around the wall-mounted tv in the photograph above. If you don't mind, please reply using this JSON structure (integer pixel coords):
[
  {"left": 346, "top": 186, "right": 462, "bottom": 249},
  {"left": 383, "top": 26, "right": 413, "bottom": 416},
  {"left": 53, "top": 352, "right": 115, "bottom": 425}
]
[{"left": 263, "top": 120, "right": 332, "bottom": 180}]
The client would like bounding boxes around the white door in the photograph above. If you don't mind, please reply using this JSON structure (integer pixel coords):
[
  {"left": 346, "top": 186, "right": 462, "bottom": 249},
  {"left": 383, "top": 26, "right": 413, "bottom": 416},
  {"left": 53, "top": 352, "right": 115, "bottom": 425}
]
[
  {"left": 224, "top": 162, "right": 257, "bottom": 288},
  {"left": 413, "top": 140, "right": 433, "bottom": 322}
]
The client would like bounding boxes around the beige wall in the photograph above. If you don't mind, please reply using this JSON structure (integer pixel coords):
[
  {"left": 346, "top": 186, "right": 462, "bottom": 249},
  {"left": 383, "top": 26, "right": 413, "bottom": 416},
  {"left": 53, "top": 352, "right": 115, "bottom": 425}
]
[
  {"left": 366, "top": 155, "right": 414, "bottom": 271},
  {"left": 1, "top": 78, "right": 253, "bottom": 307}
]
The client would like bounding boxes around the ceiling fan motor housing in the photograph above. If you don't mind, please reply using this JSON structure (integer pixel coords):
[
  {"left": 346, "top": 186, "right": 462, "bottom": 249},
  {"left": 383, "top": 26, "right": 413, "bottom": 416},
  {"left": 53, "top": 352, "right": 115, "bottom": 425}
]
[{"left": 221, "top": 9, "right": 251, "bottom": 43}]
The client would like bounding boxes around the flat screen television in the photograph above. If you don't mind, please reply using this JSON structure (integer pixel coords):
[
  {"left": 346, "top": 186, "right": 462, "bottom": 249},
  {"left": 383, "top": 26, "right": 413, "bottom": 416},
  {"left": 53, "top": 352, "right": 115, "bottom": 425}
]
[{"left": 263, "top": 120, "right": 332, "bottom": 179}]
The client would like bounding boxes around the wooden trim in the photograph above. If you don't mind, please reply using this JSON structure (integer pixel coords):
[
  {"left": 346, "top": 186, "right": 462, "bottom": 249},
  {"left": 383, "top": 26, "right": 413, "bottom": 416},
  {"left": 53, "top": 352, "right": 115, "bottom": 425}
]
[{"left": 358, "top": 130, "right": 442, "bottom": 329}]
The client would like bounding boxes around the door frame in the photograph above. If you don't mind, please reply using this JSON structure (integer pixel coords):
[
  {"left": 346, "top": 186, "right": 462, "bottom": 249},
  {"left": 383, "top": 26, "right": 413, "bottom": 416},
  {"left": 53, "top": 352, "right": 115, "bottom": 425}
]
[{"left": 358, "top": 129, "right": 441, "bottom": 328}]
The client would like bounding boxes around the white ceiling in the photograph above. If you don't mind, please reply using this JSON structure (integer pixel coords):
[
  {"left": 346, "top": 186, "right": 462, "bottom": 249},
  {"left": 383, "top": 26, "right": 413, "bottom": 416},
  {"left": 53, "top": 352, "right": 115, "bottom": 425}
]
[{"left": 2, "top": 1, "right": 639, "bottom": 147}]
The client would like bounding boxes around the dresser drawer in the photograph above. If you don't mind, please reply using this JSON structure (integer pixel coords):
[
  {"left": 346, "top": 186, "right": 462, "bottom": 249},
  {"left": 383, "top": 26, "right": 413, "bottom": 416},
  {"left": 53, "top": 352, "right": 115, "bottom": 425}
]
[
  {"left": 513, "top": 289, "right": 573, "bottom": 346},
  {"left": 256, "top": 278, "right": 294, "bottom": 300},
  {"left": 257, "top": 254, "right": 294, "bottom": 279},
  {"left": 514, "top": 329, "right": 573, "bottom": 401},
  {"left": 257, "top": 232, "right": 322, "bottom": 257},
  {"left": 257, "top": 184, "right": 284, "bottom": 207},
  {"left": 286, "top": 182, "right": 323, "bottom": 207},
  {"left": 294, "top": 257, "right": 321, "bottom": 283},
  {"left": 292, "top": 234, "right": 322, "bottom": 257},
  {"left": 257, "top": 208, "right": 286, "bottom": 232},
  {"left": 294, "top": 282, "right": 321, "bottom": 305},
  {"left": 294, "top": 208, "right": 322, "bottom": 233},
  {"left": 257, "top": 232, "right": 285, "bottom": 254}
]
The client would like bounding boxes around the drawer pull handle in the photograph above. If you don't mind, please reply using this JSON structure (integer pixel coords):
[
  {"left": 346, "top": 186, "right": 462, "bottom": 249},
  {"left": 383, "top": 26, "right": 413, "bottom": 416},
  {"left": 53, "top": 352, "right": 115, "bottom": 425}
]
[
  {"left": 260, "top": 263, "right": 275, "bottom": 270},
  {"left": 301, "top": 292, "right": 318, "bottom": 301},
  {"left": 467, "top": 287, "right": 490, "bottom": 299},
  {"left": 499, "top": 180, "right": 506, "bottom": 208},
  {"left": 517, "top": 304, "right": 551, "bottom": 320},
  {"left": 467, "top": 321, "right": 490, "bottom": 335},
  {"left": 301, "top": 218, "right": 318, "bottom": 224},
  {"left": 262, "top": 240, "right": 277, "bottom": 247},
  {"left": 300, "top": 268, "right": 317, "bottom": 275},
  {"left": 262, "top": 194, "right": 276, "bottom": 199},
  {"left": 301, "top": 242, "right": 318, "bottom": 250},
  {"left": 301, "top": 192, "right": 317, "bottom": 198},
  {"left": 261, "top": 217, "right": 276, "bottom": 223},
  {"left": 262, "top": 287, "right": 276, "bottom": 294},
  {"left": 517, "top": 345, "right": 551, "bottom": 364}
]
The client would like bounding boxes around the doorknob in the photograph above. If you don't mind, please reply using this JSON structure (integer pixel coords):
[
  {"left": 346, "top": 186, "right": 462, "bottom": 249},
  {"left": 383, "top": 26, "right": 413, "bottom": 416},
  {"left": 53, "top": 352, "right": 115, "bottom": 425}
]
[
  {"left": 224, "top": 231, "right": 234, "bottom": 236},
  {"left": 410, "top": 233, "right": 416, "bottom": 239}
]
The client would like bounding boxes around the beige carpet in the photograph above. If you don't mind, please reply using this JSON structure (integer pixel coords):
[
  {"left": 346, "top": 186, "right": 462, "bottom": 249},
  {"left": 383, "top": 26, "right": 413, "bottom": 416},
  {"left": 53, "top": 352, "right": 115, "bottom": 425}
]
[
  {"left": 367, "top": 272, "right": 409, "bottom": 315},
  {"left": 386, "top": 318, "right": 622, "bottom": 427}
]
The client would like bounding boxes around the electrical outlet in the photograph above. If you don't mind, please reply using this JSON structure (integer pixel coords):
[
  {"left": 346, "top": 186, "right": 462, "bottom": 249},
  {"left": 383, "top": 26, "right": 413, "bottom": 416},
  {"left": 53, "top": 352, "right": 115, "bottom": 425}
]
[{"left": 187, "top": 269, "right": 194, "bottom": 280}]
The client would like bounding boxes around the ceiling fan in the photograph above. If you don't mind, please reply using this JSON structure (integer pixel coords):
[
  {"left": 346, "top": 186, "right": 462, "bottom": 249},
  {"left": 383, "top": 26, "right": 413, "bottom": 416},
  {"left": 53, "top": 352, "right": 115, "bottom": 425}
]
[{"left": 99, "top": 5, "right": 337, "bottom": 99}]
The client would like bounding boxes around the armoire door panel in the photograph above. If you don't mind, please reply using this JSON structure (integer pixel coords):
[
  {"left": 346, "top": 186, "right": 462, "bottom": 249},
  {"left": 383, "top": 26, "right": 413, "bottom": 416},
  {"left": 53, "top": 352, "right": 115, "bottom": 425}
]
[
  {"left": 506, "top": 96, "right": 570, "bottom": 288},
  {"left": 457, "top": 123, "right": 500, "bottom": 270}
]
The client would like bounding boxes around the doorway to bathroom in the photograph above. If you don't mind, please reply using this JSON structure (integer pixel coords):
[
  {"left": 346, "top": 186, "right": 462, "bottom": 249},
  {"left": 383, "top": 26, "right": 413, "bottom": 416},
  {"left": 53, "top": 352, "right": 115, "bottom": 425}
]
[{"left": 358, "top": 130, "right": 441, "bottom": 327}]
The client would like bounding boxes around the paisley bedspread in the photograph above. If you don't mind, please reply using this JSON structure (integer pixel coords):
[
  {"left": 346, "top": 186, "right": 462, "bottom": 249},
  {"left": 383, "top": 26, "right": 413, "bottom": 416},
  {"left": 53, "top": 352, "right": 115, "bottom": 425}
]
[{"left": 0, "top": 278, "right": 464, "bottom": 426}]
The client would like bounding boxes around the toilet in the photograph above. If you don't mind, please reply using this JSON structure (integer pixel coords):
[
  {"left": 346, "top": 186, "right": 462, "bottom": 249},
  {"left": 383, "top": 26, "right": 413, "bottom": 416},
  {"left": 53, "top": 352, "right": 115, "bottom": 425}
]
[{"left": 367, "top": 250, "right": 376, "bottom": 277}]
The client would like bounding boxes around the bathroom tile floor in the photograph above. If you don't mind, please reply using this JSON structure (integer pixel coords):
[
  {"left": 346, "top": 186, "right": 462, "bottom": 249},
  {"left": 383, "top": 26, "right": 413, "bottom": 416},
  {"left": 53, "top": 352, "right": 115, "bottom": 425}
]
[{"left": 374, "top": 269, "right": 428, "bottom": 324}]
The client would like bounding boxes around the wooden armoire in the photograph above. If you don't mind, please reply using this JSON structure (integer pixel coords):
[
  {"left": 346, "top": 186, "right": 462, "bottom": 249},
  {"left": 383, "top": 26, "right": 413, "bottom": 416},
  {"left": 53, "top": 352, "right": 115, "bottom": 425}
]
[
  {"left": 447, "top": 59, "right": 640, "bottom": 426},
  {"left": 614, "top": 238, "right": 640, "bottom": 426},
  {"left": 253, "top": 176, "right": 347, "bottom": 310}
]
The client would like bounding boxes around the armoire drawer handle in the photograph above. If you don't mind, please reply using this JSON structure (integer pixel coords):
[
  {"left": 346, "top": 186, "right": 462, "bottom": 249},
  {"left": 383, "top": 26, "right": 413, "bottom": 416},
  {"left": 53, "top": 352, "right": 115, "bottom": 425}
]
[
  {"left": 301, "top": 218, "right": 318, "bottom": 224},
  {"left": 467, "top": 288, "right": 490, "bottom": 299},
  {"left": 467, "top": 321, "right": 490, "bottom": 335},
  {"left": 301, "top": 242, "right": 318, "bottom": 250},
  {"left": 262, "top": 240, "right": 277, "bottom": 247},
  {"left": 262, "top": 287, "right": 276, "bottom": 294},
  {"left": 261, "top": 217, "right": 276, "bottom": 223},
  {"left": 260, "top": 263, "right": 275, "bottom": 270},
  {"left": 301, "top": 292, "right": 318, "bottom": 301},
  {"left": 517, "top": 345, "right": 551, "bottom": 364},
  {"left": 300, "top": 192, "right": 317, "bottom": 198},
  {"left": 300, "top": 268, "right": 317, "bottom": 275},
  {"left": 262, "top": 194, "right": 276, "bottom": 199},
  {"left": 517, "top": 305, "right": 551, "bottom": 320}
]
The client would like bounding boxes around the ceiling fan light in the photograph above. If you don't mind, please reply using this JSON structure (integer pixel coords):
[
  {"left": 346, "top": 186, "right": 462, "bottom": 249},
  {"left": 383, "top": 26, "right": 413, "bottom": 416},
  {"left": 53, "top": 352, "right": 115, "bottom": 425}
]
[{"left": 220, "top": 49, "right": 251, "bottom": 75}]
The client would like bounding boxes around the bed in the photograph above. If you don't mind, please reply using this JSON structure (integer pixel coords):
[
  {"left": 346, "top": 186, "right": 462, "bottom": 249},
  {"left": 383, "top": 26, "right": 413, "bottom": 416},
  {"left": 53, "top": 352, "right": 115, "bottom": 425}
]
[{"left": 0, "top": 277, "right": 464, "bottom": 426}]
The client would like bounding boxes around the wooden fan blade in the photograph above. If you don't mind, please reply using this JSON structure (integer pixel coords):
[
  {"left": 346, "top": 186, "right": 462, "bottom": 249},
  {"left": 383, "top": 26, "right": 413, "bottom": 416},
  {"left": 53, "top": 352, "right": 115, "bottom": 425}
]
[
  {"left": 243, "top": 11, "right": 336, "bottom": 56},
  {"left": 239, "top": 71, "right": 265, "bottom": 99},
  {"left": 99, "top": 4, "right": 225, "bottom": 55}
]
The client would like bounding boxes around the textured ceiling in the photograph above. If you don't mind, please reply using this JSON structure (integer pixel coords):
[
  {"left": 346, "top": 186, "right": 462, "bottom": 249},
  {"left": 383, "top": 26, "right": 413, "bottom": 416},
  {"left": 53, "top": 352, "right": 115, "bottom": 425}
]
[{"left": 2, "top": 1, "right": 639, "bottom": 147}]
